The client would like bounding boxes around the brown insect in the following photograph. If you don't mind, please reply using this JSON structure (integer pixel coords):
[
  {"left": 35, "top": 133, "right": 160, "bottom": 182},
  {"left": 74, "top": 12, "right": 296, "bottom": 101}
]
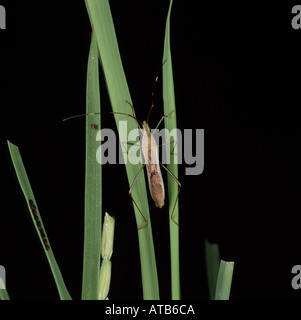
[
  {"left": 63, "top": 76, "right": 181, "bottom": 230},
  {"left": 124, "top": 100, "right": 181, "bottom": 230}
]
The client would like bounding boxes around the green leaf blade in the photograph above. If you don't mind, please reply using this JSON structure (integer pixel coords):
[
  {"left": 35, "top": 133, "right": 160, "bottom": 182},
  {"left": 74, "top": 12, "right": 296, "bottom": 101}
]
[
  {"left": 205, "top": 240, "right": 221, "bottom": 300},
  {"left": 84, "top": 0, "right": 159, "bottom": 300},
  {"left": 81, "top": 32, "right": 102, "bottom": 300},
  {"left": 162, "top": 0, "right": 181, "bottom": 300},
  {"left": 7, "top": 141, "right": 72, "bottom": 300},
  {"left": 215, "top": 260, "right": 234, "bottom": 300}
]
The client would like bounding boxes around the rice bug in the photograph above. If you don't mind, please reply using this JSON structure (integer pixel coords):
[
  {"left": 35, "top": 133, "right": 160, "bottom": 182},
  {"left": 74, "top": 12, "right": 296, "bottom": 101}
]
[
  {"left": 121, "top": 99, "right": 181, "bottom": 230},
  {"left": 63, "top": 82, "right": 181, "bottom": 230}
]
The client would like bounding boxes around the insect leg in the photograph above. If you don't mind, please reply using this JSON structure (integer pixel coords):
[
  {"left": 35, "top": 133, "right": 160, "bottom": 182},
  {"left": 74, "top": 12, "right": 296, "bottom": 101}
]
[
  {"left": 121, "top": 141, "right": 140, "bottom": 154},
  {"left": 170, "top": 139, "right": 178, "bottom": 156},
  {"left": 125, "top": 100, "right": 136, "bottom": 118},
  {"left": 159, "top": 163, "right": 181, "bottom": 226},
  {"left": 129, "top": 164, "right": 147, "bottom": 230},
  {"left": 158, "top": 139, "right": 178, "bottom": 156},
  {"left": 152, "top": 110, "right": 175, "bottom": 135}
]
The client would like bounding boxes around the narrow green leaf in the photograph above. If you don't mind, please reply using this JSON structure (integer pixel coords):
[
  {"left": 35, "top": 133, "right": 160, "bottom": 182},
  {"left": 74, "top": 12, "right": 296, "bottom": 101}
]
[
  {"left": 7, "top": 141, "right": 72, "bottom": 300},
  {"left": 162, "top": 0, "right": 181, "bottom": 300},
  {"left": 215, "top": 260, "right": 234, "bottom": 300},
  {"left": 81, "top": 32, "right": 102, "bottom": 300},
  {"left": 84, "top": 0, "right": 159, "bottom": 299},
  {"left": 205, "top": 240, "right": 221, "bottom": 300}
]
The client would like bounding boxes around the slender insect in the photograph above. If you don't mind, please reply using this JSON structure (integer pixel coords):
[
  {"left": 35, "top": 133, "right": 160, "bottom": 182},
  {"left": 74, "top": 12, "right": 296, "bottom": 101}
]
[
  {"left": 28, "top": 199, "right": 50, "bottom": 250},
  {"left": 122, "top": 98, "right": 181, "bottom": 230},
  {"left": 63, "top": 78, "right": 181, "bottom": 230}
]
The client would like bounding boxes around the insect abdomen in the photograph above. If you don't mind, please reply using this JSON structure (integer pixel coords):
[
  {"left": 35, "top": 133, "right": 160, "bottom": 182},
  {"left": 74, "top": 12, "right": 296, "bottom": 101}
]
[{"left": 149, "top": 170, "right": 165, "bottom": 208}]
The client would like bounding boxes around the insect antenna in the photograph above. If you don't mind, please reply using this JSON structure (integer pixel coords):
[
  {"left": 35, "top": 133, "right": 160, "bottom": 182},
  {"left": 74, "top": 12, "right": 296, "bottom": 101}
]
[
  {"left": 147, "top": 75, "right": 159, "bottom": 125},
  {"left": 146, "top": 58, "right": 167, "bottom": 125},
  {"left": 62, "top": 113, "right": 98, "bottom": 122},
  {"left": 63, "top": 111, "right": 143, "bottom": 128}
]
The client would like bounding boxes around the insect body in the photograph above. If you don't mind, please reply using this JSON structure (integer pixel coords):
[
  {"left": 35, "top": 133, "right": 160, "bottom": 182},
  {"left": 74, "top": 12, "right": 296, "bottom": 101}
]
[
  {"left": 141, "top": 121, "right": 165, "bottom": 209},
  {"left": 125, "top": 100, "right": 181, "bottom": 230}
]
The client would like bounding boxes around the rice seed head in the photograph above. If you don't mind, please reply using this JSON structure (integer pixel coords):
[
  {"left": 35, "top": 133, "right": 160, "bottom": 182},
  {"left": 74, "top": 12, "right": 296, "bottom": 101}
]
[
  {"left": 98, "top": 259, "right": 112, "bottom": 300},
  {"left": 102, "top": 212, "right": 115, "bottom": 260}
]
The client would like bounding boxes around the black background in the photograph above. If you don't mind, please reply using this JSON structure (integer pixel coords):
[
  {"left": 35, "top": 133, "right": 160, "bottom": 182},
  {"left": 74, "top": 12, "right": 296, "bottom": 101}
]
[{"left": 1, "top": 1, "right": 301, "bottom": 300}]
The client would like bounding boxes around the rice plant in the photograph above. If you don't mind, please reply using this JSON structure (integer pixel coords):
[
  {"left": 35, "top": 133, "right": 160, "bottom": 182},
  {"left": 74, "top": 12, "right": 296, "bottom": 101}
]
[{"left": 3, "top": 0, "right": 234, "bottom": 301}]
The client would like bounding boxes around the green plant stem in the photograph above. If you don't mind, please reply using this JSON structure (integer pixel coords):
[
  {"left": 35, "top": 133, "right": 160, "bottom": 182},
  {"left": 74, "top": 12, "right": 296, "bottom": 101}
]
[
  {"left": 162, "top": 0, "right": 181, "bottom": 300},
  {"left": 84, "top": 0, "right": 159, "bottom": 299},
  {"left": 215, "top": 260, "right": 234, "bottom": 300}
]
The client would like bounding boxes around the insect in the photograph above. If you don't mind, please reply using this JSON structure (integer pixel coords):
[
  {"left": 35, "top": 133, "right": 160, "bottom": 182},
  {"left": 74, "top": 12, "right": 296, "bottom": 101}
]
[
  {"left": 122, "top": 99, "right": 181, "bottom": 230},
  {"left": 63, "top": 79, "right": 181, "bottom": 230},
  {"left": 28, "top": 199, "right": 50, "bottom": 251}
]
